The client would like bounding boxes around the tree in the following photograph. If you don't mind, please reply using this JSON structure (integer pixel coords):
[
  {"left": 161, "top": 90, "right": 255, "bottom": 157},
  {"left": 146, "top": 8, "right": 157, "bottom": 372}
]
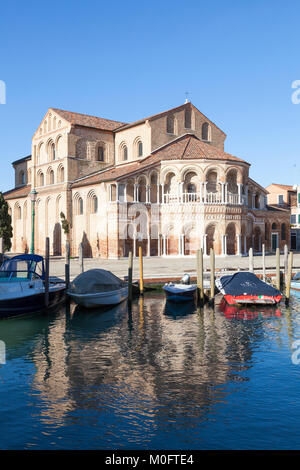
[
  {"left": 0, "top": 192, "right": 12, "bottom": 251},
  {"left": 60, "top": 212, "right": 70, "bottom": 235}
]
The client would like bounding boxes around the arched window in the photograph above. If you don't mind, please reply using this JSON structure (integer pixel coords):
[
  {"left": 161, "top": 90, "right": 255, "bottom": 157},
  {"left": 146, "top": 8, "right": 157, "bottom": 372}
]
[
  {"left": 48, "top": 141, "right": 55, "bottom": 161},
  {"left": 272, "top": 222, "right": 277, "bottom": 230},
  {"left": 138, "top": 141, "right": 143, "bottom": 157},
  {"left": 92, "top": 196, "right": 98, "bottom": 213},
  {"left": 123, "top": 145, "right": 128, "bottom": 161},
  {"left": 49, "top": 170, "right": 54, "bottom": 185},
  {"left": 15, "top": 205, "right": 21, "bottom": 220},
  {"left": 202, "top": 122, "right": 210, "bottom": 141},
  {"left": 19, "top": 171, "right": 25, "bottom": 185},
  {"left": 58, "top": 165, "right": 64, "bottom": 183},
  {"left": 166, "top": 114, "right": 175, "bottom": 134},
  {"left": 281, "top": 223, "right": 286, "bottom": 240},
  {"left": 79, "top": 197, "right": 83, "bottom": 215},
  {"left": 38, "top": 172, "right": 44, "bottom": 186},
  {"left": 97, "top": 146, "right": 104, "bottom": 161},
  {"left": 185, "top": 109, "right": 192, "bottom": 129}
]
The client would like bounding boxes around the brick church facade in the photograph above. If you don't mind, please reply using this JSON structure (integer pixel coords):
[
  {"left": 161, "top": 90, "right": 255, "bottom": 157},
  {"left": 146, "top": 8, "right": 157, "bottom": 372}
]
[{"left": 4, "top": 102, "right": 290, "bottom": 258}]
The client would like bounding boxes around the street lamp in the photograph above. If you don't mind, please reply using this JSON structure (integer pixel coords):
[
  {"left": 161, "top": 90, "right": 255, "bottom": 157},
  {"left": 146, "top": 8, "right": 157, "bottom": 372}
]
[{"left": 30, "top": 189, "right": 37, "bottom": 254}]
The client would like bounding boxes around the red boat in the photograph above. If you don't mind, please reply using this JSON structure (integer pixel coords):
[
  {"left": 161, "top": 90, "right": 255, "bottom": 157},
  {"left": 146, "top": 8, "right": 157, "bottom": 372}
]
[{"left": 216, "top": 272, "right": 282, "bottom": 306}]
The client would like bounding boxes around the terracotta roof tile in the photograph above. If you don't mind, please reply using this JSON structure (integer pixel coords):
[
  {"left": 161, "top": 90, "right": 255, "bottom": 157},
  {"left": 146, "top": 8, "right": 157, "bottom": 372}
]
[
  {"left": 72, "top": 134, "right": 247, "bottom": 188},
  {"left": 3, "top": 185, "right": 31, "bottom": 200},
  {"left": 51, "top": 108, "right": 126, "bottom": 131}
]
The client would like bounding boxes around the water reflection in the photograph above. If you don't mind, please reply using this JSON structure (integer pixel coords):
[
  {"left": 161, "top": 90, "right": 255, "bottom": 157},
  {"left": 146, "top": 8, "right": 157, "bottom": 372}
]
[{"left": 1, "top": 294, "right": 300, "bottom": 449}]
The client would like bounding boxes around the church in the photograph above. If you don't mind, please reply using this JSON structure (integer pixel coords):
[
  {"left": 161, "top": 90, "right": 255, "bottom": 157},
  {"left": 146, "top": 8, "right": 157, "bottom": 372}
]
[{"left": 3, "top": 101, "right": 290, "bottom": 258}]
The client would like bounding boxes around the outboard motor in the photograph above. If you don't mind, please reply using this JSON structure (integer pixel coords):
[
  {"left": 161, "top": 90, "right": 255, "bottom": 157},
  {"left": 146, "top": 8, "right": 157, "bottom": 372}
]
[{"left": 181, "top": 273, "right": 190, "bottom": 285}]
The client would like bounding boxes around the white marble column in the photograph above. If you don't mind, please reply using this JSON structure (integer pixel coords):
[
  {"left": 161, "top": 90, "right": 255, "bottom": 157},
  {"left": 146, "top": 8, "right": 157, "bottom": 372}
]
[
  {"left": 199, "top": 182, "right": 203, "bottom": 203},
  {"left": 134, "top": 184, "right": 138, "bottom": 203},
  {"left": 204, "top": 182, "right": 208, "bottom": 204},
  {"left": 146, "top": 185, "right": 150, "bottom": 203},
  {"left": 238, "top": 183, "right": 242, "bottom": 205},
  {"left": 221, "top": 182, "right": 225, "bottom": 204},
  {"left": 225, "top": 183, "right": 228, "bottom": 204},
  {"left": 156, "top": 184, "right": 160, "bottom": 204}
]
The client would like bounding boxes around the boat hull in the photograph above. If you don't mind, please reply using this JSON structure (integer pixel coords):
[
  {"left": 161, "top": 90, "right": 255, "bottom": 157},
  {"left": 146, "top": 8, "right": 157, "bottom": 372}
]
[
  {"left": 224, "top": 294, "right": 282, "bottom": 306},
  {"left": 163, "top": 285, "right": 197, "bottom": 302},
  {"left": 0, "top": 287, "right": 65, "bottom": 319},
  {"left": 67, "top": 286, "right": 128, "bottom": 308}
]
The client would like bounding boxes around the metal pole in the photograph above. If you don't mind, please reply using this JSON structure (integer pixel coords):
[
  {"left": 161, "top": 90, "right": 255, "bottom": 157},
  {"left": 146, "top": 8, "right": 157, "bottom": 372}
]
[
  {"left": 30, "top": 200, "right": 36, "bottom": 254},
  {"left": 284, "top": 244, "right": 288, "bottom": 283}
]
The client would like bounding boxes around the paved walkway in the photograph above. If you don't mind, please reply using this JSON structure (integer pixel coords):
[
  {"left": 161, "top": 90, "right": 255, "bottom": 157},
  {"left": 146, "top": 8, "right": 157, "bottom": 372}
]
[{"left": 48, "top": 253, "right": 300, "bottom": 282}]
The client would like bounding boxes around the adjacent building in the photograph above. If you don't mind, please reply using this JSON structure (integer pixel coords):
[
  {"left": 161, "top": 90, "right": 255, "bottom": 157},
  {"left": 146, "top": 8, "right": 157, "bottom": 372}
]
[{"left": 4, "top": 102, "right": 290, "bottom": 258}]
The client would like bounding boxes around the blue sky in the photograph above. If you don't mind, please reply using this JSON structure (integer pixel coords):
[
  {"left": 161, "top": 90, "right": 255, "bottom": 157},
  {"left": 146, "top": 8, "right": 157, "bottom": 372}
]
[{"left": 0, "top": 0, "right": 300, "bottom": 192}]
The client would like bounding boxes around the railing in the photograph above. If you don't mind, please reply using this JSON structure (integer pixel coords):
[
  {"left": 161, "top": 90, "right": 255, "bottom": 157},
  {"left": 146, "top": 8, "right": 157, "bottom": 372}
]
[
  {"left": 205, "top": 192, "right": 222, "bottom": 204},
  {"left": 227, "top": 192, "right": 239, "bottom": 205}
]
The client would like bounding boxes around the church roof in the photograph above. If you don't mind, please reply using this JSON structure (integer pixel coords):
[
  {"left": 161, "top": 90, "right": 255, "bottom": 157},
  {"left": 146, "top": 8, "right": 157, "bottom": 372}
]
[
  {"left": 50, "top": 108, "right": 126, "bottom": 131},
  {"left": 72, "top": 134, "right": 247, "bottom": 188},
  {"left": 3, "top": 185, "right": 31, "bottom": 200}
]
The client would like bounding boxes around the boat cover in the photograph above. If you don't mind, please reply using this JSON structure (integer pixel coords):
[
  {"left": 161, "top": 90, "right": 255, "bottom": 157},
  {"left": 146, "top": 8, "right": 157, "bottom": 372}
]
[
  {"left": 217, "top": 272, "right": 281, "bottom": 297},
  {"left": 69, "top": 269, "right": 126, "bottom": 294}
]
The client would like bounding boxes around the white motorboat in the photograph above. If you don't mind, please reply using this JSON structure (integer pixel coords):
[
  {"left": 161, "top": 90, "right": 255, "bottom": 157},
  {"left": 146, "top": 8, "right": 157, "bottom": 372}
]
[
  {"left": 163, "top": 274, "right": 197, "bottom": 302},
  {"left": 0, "top": 254, "right": 65, "bottom": 318},
  {"left": 67, "top": 269, "right": 128, "bottom": 308}
]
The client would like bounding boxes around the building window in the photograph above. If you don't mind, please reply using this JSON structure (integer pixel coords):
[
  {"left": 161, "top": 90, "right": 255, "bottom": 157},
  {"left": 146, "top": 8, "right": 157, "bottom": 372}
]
[
  {"left": 123, "top": 146, "right": 128, "bottom": 161},
  {"left": 298, "top": 214, "right": 300, "bottom": 224},
  {"left": 19, "top": 171, "right": 25, "bottom": 185},
  {"left": 185, "top": 109, "right": 191, "bottom": 129},
  {"left": 92, "top": 196, "right": 98, "bottom": 213},
  {"left": 166, "top": 114, "right": 175, "bottom": 134},
  {"left": 272, "top": 222, "right": 277, "bottom": 230},
  {"left": 49, "top": 142, "right": 55, "bottom": 161},
  {"left": 79, "top": 197, "right": 83, "bottom": 215},
  {"left": 202, "top": 122, "right": 211, "bottom": 141},
  {"left": 49, "top": 170, "right": 54, "bottom": 185},
  {"left": 187, "top": 183, "right": 196, "bottom": 193},
  {"left": 298, "top": 193, "right": 300, "bottom": 204},
  {"left": 97, "top": 146, "right": 104, "bottom": 161},
  {"left": 291, "top": 214, "right": 296, "bottom": 224},
  {"left": 278, "top": 194, "right": 284, "bottom": 204},
  {"left": 138, "top": 142, "right": 143, "bottom": 157}
]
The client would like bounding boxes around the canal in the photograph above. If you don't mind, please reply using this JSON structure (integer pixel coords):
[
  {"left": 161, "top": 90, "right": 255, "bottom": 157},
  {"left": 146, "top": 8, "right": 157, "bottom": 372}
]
[{"left": 0, "top": 293, "right": 300, "bottom": 449}]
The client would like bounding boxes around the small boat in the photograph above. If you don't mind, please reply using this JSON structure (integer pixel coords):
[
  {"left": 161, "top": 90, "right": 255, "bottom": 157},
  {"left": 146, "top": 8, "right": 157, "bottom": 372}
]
[
  {"left": 67, "top": 269, "right": 128, "bottom": 308},
  {"left": 0, "top": 254, "right": 65, "bottom": 318},
  {"left": 216, "top": 271, "right": 282, "bottom": 305},
  {"left": 163, "top": 274, "right": 197, "bottom": 302}
]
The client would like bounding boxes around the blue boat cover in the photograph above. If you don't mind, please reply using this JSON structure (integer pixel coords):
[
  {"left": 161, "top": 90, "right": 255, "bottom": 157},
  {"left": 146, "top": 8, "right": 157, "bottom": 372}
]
[{"left": 218, "top": 272, "right": 281, "bottom": 296}]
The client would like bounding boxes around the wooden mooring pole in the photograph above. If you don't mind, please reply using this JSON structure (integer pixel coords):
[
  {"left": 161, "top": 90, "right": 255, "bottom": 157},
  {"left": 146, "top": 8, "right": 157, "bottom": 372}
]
[
  {"left": 45, "top": 237, "right": 50, "bottom": 308},
  {"left": 139, "top": 246, "right": 144, "bottom": 295},
  {"left": 128, "top": 251, "right": 133, "bottom": 306},
  {"left": 285, "top": 251, "right": 293, "bottom": 306},
  {"left": 249, "top": 247, "right": 254, "bottom": 273},
  {"left": 79, "top": 242, "right": 84, "bottom": 273},
  {"left": 284, "top": 244, "right": 288, "bottom": 284},
  {"left": 276, "top": 247, "right": 280, "bottom": 290},
  {"left": 209, "top": 248, "right": 215, "bottom": 307},
  {"left": 65, "top": 241, "right": 70, "bottom": 290},
  {"left": 197, "top": 248, "right": 204, "bottom": 306},
  {"left": 262, "top": 243, "right": 266, "bottom": 282}
]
